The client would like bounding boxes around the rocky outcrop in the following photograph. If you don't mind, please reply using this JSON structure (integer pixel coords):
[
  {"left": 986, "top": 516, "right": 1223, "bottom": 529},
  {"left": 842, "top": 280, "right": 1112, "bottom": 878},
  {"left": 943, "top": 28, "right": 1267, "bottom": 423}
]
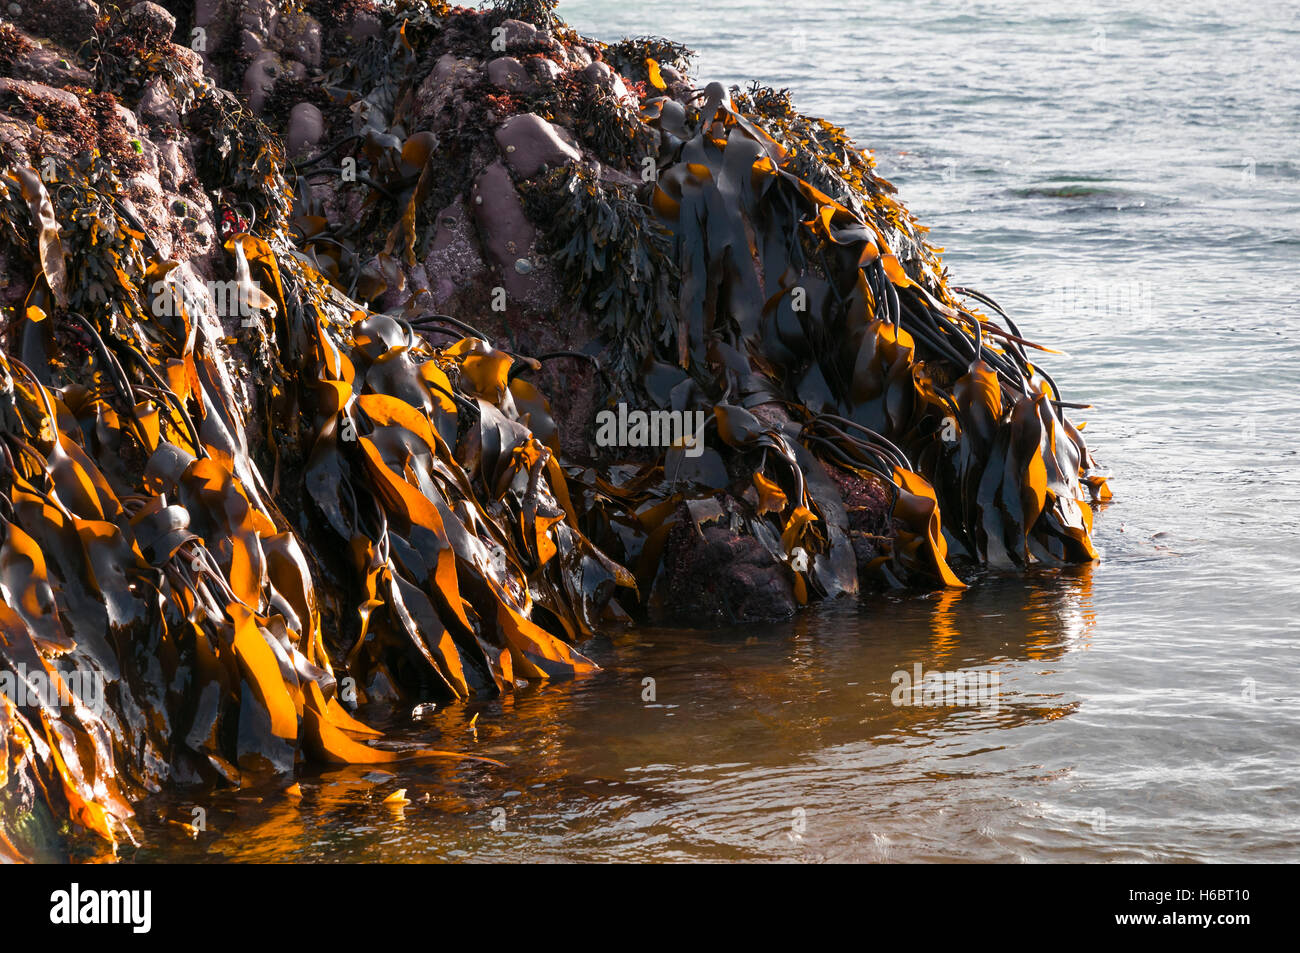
[{"left": 0, "top": 1, "right": 1109, "bottom": 859}]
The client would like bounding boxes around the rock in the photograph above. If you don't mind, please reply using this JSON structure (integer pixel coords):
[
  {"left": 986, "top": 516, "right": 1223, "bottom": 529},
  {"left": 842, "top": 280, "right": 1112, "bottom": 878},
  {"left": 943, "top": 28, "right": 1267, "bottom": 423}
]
[
  {"left": 7, "top": 46, "right": 95, "bottom": 88},
  {"left": 124, "top": 1, "right": 176, "bottom": 39},
  {"left": 121, "top": 173, "right": 173, "bottom": 257},
  {"left": 0, "top": 117, "right": 31, "bottom": 168},
  {"left": 596, "top": 162, "right": 641, "bottom": 190},
  {"left": 154, "top": 139, "right": 188, "bottom": 191},
  {"left": 113, "top": 102, "right": 139, "bottom": 134},
  {"left": 350, "top": 12, "right": 383, "bottom": 43},
  {"left": 498, "top": 18, "right": 542, "bottom": 51},
  {"left": 239, "top": 27, "right": 266, "bottom": 57},
  {"left": 581, "top": 61, "right": 633, "bottom": 103},
  {"left": 469, "top": 161, "right": 544, "bottom": 301},
  {"left": 168, "top": 44, "right": 206, "bottom": 82},
  {"left": 0, "top": 77, "right": 85, "bottom": 114},
  {"left": 526, "top": 56, "right": 564, "bottom": 85},
  {"left": 424, "top": 197, "right": 488, "bottom": 306},
  {"left": 6, "top": 0, "right": 99, "bottom": 52},
  {"left": 286, "top": 102, "right": 324, "bottom": 157},
  {"left": 487, "top": 56, "right": 535, "bottom": 94},
  {"left": 652, "top": 503, "right": 798, "bottom": 623},
  {"left": 242, "top": 50, "right": 283, "bottom": 114},
  {"left": 412, "top": 53, "right": 482, "bottom": 127},
  {"left": 240, "top": 0, "right": 279, "bottom": 39},
  {"left": 494, "top": 113, "right": 580, "bottom": 180},
  {"left": 279, "top": 12, "right": 322, "bottom": 69},
  {"left": 193, "top": 0, "right": 231, "bottom": 60},
  {"left": 138, "top": 78, "right": 179, "bottom": 126},
  {"left": 193, "top": 0, "right": 224, "bottom": 26}
]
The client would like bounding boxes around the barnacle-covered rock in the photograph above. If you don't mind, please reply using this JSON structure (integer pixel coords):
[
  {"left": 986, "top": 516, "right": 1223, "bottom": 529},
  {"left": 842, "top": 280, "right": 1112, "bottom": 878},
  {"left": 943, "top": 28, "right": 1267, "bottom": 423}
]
[{"left": 495, "top": 112, "right": 579, "bottom": 179}]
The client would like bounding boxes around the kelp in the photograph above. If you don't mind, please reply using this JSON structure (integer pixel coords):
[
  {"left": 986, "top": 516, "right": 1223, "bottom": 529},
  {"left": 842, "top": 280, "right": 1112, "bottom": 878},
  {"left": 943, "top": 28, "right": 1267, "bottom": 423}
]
[
  {"left": 0, "top": 14, "right": 617, "bottom": 858},
  {"left": 604, "top": 36, "right": 695, "bottom": 84},
  {"left": 0, "top": 153, "right": 601, "bottom": 854},
  {"left": 634, "top": 80, "right": 1110, "bottom": 575},
  {"left": 0, "top": 1, "right": 1109, "bottom": 858},
  {"left": 519, "top": 163, "right": 678, "bottom": 382}
]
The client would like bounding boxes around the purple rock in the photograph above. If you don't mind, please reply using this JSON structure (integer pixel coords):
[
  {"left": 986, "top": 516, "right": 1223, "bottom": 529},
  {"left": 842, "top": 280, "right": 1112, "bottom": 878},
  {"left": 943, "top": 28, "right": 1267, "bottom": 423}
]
[{"left": 494, "top": 113, "right": 580, "bottom": 180}]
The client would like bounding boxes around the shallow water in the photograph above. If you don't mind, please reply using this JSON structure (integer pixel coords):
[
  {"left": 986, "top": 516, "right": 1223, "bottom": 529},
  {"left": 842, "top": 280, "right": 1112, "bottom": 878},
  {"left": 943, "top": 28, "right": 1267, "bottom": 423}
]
[{"left": 134, "top": 0, "right": 1300, "bottom": 862}]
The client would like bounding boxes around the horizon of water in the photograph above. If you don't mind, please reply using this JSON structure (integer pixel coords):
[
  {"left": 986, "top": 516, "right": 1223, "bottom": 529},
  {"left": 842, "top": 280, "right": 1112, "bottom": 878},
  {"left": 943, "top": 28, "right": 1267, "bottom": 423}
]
[{"left": 131, "top": 0, "right": 1300, "bottom": 862}]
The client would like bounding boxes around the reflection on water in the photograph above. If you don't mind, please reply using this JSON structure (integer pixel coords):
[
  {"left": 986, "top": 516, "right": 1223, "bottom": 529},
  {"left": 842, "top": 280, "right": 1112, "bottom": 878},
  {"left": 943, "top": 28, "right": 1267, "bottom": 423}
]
[{"left": 132, "top": 568, "right": 1122, "bottom": 863}]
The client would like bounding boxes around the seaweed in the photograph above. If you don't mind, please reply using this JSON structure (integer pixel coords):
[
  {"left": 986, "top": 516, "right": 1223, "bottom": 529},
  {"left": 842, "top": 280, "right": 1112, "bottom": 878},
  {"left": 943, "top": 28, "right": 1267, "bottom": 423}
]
[
  {"left": 0, "top": 21, "right": 34, "bottom": 75},
  {"left": 642, "top": 80, "right": 1109, "bottom": 577},
  {"left": 186, "top": 89, "right": 292, "bottom": 234},
  {"left": 604, "top": 35, "right": 695, "bottom": 83},
  {"left": 519, "top": 162, "right": 678, "bottom": 383},
  {"left": 0, "top": 2, "right": 1110, "bottom": 861},
  {"left": 558, "top": 72, "right": 656, "bottom": 170},
  {"left": 485, "top": 0, "right": 561, "bottom": 31}
]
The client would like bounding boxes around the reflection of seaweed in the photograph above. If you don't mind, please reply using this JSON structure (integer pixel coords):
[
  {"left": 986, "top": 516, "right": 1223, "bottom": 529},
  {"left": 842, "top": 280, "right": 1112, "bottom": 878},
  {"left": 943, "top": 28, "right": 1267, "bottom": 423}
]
[{"left": 519, "top": 164, "right": 677, "bottom": 382}]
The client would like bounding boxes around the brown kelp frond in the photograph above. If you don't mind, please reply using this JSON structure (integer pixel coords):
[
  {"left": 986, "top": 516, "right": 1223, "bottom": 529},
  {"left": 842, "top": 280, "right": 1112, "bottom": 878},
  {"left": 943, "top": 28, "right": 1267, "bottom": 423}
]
[
  {"left": 729, "top": 80, "right": 946, "bottom": 298},
  {"left": 0, "top": 1, "right": 1109, "bottom": 859},
  {"left": 639, "top": 77, "right": 1109, "bottom": 577},
  {"left": 0, "top": 7, "right": 635, "bottom": 859},
  {"left": 0, "top": 159, "right": 623, "bottom": 856}
]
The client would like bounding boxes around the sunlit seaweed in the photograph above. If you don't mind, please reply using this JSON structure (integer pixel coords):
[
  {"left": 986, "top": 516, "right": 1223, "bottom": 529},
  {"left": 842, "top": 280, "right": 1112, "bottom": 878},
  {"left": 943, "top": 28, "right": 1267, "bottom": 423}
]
[{"left": 0, "top": 1, "right": 1109, "bottom": 859}]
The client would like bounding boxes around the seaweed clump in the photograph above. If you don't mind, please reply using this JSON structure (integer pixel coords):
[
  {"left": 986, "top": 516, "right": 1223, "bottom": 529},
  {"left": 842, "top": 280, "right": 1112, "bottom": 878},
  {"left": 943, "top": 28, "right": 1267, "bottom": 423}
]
[
  {"left": 485, "top": 0, "right": 562, "bottom": 31},
  {"left": 0, "top": 1, "right": 1112, "bottom": 862},
  {"left": 0, "top": 22, "right": 34, "bottom": 74},
  {"left": 604, "top": 35, "right": 695, "bottom": 84},
  {"left": 519, "top": 163, "right": 677, "bottom": 380}
]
